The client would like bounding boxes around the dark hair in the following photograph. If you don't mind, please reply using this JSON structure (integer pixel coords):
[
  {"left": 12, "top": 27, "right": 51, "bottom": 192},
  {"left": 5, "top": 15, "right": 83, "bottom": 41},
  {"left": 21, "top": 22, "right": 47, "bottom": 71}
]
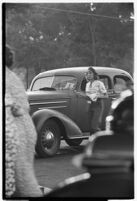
[
  {"left": 88, "top": 66, "right": 98, "bottom": 80},
  {"left": 5, "top": 45, "right": 14, "bottom": 68}
]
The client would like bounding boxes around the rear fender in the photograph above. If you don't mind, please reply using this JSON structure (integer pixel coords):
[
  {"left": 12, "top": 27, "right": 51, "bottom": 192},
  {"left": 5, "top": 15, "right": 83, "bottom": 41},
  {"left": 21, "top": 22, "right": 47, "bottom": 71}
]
[{"left": 32, "top": 109, "right": 83, "bottom": 139}]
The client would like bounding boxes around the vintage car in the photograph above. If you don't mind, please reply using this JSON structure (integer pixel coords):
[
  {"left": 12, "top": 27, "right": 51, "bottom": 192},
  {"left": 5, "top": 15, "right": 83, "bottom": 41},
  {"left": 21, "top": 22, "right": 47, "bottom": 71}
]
[
  {"left": 45, "top": 90, "right": 134, "bottom": 198},
  {"left": 27, "top": 66, "right": 133, "bottom": 157}
]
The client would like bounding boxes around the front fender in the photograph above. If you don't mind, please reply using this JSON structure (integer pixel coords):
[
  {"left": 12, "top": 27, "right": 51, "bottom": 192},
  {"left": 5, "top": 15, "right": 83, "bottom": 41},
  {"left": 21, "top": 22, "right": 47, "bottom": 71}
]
[{"left": 32, "top": 109, "right": 83, "bottom": 139}]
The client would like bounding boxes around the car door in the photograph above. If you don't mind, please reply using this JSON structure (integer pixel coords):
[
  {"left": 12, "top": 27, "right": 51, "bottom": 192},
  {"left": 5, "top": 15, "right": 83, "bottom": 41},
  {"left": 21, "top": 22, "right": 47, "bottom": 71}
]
[{"left": 74, "top": 90, "right": 91, "bottom": 132}]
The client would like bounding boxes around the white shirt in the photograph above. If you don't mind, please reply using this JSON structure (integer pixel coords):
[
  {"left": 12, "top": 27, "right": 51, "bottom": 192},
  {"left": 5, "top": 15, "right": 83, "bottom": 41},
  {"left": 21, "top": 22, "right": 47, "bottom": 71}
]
[{"left": 86, "top": 80, "right": 107, "bottom": 101}]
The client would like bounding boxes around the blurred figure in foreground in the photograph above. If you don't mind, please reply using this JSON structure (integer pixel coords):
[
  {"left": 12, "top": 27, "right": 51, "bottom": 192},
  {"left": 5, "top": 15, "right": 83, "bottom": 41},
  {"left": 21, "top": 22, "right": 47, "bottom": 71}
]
[
  {"left": 5, "top": 44, "right": 43, "bottom": 198},
  {"left": 46, "top": 89, "right": 134, "bottom": 198}
]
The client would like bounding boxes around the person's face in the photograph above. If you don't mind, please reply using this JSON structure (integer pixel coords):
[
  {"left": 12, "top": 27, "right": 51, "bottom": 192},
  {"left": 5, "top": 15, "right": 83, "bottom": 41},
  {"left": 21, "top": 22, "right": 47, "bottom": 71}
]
[{"left": 86, "top": 70, "right": 94, "bottom": 81}]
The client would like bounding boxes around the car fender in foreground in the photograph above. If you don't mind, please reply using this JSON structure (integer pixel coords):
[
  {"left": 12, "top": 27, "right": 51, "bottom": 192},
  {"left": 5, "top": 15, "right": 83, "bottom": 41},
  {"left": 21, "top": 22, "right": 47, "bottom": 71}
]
[{"left": 32, "top": 108, "right": 83, "bottom": 139}]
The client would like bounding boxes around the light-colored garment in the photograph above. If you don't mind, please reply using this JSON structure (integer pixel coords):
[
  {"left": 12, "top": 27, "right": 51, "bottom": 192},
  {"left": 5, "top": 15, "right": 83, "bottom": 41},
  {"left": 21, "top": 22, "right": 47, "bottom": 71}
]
[
  {"left": 5, "top": 92, "right": 19, "bottom": 197},
  {"left": 86, "top": 80, "right": 107, "bottom": 101},
  {"left": 5, "top": 67, "right": 42, "bottom": 197}
]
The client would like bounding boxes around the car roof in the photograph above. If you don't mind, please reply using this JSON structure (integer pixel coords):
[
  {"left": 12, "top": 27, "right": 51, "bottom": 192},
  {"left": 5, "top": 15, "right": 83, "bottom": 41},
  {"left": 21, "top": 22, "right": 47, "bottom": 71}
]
[{"left": 36, "top": 66, "right": 132, "bottom": 79}]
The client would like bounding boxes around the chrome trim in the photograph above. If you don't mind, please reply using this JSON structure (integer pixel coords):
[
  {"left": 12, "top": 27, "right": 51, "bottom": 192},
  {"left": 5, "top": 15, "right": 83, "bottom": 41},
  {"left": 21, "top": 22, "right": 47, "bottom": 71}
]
[
  {"left": 59, "top": 173, "right": 91, "bottom": 186},
  {"left": 30, "top": 100, "right": 68, "bottom": 106},
  {"left": 38, "top": 106, "right": 67, "bottom": 110}
]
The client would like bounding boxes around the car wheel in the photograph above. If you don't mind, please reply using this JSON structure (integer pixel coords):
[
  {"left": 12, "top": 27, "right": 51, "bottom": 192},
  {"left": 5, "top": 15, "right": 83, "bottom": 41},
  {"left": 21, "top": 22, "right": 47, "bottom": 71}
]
[
  {"left": 65, "top": 139, "right": 83, "bottom": 147},
  {"left": 36, "top": 120, "right": 61, "bottom": 157}
]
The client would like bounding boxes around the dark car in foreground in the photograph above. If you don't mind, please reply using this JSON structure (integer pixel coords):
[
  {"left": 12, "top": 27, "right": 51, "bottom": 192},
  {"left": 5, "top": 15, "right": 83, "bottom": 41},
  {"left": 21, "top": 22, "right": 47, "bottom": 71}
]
[
  {"left": 46, "top": 90, "right": 134, "bottom": 198},
  {"left": 27, "top": 66, "right": 133, "bottom": 157}
]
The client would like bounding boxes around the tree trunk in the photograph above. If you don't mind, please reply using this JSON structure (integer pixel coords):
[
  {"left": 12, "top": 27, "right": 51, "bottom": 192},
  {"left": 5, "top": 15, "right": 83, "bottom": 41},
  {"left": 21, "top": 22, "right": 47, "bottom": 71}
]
[{"left": 88, "top": 15, "right": 97, "bottom": 66}]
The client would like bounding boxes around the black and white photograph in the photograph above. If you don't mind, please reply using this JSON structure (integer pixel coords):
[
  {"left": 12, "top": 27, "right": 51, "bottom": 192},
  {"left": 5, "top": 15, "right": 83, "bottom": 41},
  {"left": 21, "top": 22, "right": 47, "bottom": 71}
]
[{"left": 2, "top": 0, "right": 134, "bottom": 199}]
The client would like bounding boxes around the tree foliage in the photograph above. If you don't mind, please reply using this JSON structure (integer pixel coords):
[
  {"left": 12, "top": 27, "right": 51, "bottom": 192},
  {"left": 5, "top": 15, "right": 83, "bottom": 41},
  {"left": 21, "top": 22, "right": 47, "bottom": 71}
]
[{"left": 4, "top": 3, "right": 134, "bottom": 87}]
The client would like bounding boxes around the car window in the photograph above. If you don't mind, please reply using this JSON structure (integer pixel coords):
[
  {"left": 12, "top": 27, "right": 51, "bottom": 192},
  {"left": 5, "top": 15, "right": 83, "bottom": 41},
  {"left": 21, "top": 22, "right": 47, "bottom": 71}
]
[
  {"left": 31, "top": 75, "right": 77, "bottom": 91},
  {"left": 99, "top": 75, "right": 111, "bottom": 90},
  {"left": 52, "top": 76, "right": 77, "bottom": 90},
  {"left": 31, "top": 76, "right": 54, "bottom": 91}
]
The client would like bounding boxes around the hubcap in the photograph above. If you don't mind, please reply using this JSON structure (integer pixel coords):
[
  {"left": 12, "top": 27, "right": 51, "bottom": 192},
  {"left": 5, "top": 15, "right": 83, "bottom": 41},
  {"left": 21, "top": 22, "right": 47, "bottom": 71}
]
[{"left": 42, "top": 130, "right": 55, "bottom": 149}]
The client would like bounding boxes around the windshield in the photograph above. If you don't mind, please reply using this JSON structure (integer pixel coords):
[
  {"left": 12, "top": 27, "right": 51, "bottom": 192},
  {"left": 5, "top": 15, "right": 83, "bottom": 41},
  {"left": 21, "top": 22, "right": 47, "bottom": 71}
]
[{"left": 31, "top": 75, "right": 77, "bottom": 91}]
